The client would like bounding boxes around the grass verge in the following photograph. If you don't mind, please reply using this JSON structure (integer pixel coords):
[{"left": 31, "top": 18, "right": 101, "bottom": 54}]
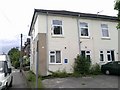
[{"left": 26, "top": 70, "right": 43, "bottom": 88}]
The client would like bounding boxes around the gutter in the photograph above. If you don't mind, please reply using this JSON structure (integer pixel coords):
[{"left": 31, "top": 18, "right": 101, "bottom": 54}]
[{"left": 46, "top": 12, "right": 49, "bottom": 75}]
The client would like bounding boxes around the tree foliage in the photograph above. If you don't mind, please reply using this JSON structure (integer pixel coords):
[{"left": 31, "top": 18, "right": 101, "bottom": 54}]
[
  {"left": 73, "top": 55, "right": 91, "bottom": 75},
  {"left": 8, "top": 47, "right": 20, "bottom": 68},
  {"left": 114, "top": 0, "right": 120, "bottom": 29}
]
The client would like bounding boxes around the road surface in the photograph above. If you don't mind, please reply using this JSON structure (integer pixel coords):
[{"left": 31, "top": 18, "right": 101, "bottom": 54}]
[{"left": 42, "top": 75, "right": 119, "bottom": 88}]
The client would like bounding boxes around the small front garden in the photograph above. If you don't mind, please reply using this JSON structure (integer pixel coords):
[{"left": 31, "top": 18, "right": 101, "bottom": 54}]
[
  {"left": 24, "top": 54, "right": 102, "bottom": 88},
  {"left": 73, "top": 55, "right": 102, "bottom": 76},
  {"left": 43, "top": 54, "right": 102, "bottom": 79}
]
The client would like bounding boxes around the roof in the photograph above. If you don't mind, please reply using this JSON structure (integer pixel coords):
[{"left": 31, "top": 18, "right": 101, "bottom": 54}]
[{"left": 28, "top": 9, "right": 118, "bottom": 36}]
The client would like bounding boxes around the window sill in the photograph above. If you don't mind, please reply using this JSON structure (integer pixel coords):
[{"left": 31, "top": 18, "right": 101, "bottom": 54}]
[
  {"left": 49, "top": 63, "right": 62, "bottom": 65},
  {"left": 80, "top": 36, "right": 90, "bottom": 39},
  {"left": 101, "top": 37, "right": 111, "bottom": 40},
  {"left": 107, "top": 60, "right": 112, "bottom": 62},
  {"left": 99, "top": 61, "right": 105, "bottom": 63},
  {"left": 51, "top": 35, "right": 64, "bottom": 38}
]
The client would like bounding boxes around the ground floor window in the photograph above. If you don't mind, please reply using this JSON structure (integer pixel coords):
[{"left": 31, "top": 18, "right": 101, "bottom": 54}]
[
  {"left": 100, "top": 51, "right": 104, "bottom": 61},
  {"left": 49, "top": 50, "right": 61, "bottom": 64},
  {"left": 81, "top": 50, "right": 91, "bottom": 60},
  {"left": 107, "top": 50, "right": 115, "bottom": 61}
]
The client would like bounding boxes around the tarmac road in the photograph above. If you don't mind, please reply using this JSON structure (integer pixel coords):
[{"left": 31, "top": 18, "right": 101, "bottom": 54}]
[{"left": 42, "top": 75, "right": 120, "bottom": 88}]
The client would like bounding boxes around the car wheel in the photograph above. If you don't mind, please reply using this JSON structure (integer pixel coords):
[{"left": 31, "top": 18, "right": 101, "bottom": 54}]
[
  {"left": 105, "top": 70, "right": 110, "bottom": 75},
  {"left": 9, "top": 76, "right": 13, "bottom": 87},
  {"left": 5, "top": 83, "right": 8, "bottom": 90}
]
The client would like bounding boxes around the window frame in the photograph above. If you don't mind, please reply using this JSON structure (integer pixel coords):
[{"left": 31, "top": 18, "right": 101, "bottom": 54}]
[
  {"left": 99, "top": 50, "right": 104, "bottom": 62},
  {"left": 107, "top": 50, "right": 115, "bottom": 62},
  {"left": 49, "top": 50, "right": 62, "bottom": 64},
  {"left": 80, "top": 22, "right": 90, "bottom": 38},
  {"left": 51, "top": 20, "right": 64, "bottom": 37},
  {"left": 107, "top": 51, "right": 112, "bottom": 61},
  {"left": 101, "top": 24, "right": 110, "bottom": 38},
  {"left": 81, "top": 50, "right": 91, "bottom": 60},
  {"left": 86, "top": 51, "right": 91, "bottom": 60}
]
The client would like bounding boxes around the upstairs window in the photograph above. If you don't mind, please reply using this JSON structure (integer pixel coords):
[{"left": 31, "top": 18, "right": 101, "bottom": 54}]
[
  {"left": 101, "top": 24, "right": 109, "bottom": 37},
  {"left": 80, "top": 22, "right": 89, "bottom": 37},
  {"left": 52, "top": 20, "right": 63, "bottom": 36}
]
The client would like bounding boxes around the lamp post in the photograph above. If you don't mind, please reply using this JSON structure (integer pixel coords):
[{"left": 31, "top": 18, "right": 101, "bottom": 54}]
[{"left": 20, "top": 33, "right": 23, "bottom": 72}]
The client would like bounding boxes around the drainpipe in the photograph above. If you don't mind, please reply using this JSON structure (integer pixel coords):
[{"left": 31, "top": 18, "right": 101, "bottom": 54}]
[
  {"left": 46, "top": 12, "right": 49, "bottom": 75},
  {"left": 77, "top": 14, "right": 81, "bottom": 55},
  {"left": 36, "top": 40, "right": 39, "bottom": 88}
]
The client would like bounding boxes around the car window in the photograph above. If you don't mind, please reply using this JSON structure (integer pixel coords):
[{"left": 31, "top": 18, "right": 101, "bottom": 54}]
[
  {"left": 0, "top": 61, "right": 4, "bottom": 72},
  {"left": 4, "top": 61, "right": 8, "bottom": 73},
  {"left": 112, "top": 62, "right": 120, "bottom": 67}
]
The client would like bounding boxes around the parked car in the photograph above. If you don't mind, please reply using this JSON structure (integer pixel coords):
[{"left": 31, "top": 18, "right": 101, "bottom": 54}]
[
  {"left": 0, "top": 54, "right": 13, "bottom": 90},
  {"left": 101, "top": 61, "right": 120, "bottom": 75}
]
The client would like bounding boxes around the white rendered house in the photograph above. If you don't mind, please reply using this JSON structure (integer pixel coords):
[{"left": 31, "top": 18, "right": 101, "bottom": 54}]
[{"left": 28, "top": 9, "right": 118, "bottom": 76}]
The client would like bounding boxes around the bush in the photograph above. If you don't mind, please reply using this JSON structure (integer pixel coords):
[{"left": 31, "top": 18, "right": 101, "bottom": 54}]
[
  {"left": 89, "top": 63, "right": 101, "bottom": 75},
  {"left": 23, "top": 66, "right": 30, "bottom": 71},
  {"left": 48, "top": 69, "right": 68, "bottom": 78},
  {"left": 14, "top": 61, "right": 20, "bottom": 69},
  {"left": 27, "top": 71, "right": 35, "bottom": 82},
  {"left": 71, "top": 72, "right": 83, "bottom": 77},
  {"left": 23, "top": 56, "right": 30, "bottom": 67},
  {"left": 73, "top": 55, "right": 91, "bottom": 75}
]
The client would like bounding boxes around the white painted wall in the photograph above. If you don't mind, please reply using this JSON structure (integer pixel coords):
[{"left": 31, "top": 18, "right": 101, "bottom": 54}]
[
  {"left": 38, "top": 15, "right": 47, "bottom": 33},
  {"left": 30, "top": 13, "right": 118, "bottom": 75},
  {"left": 80, "top": 19, "right": 118, "bottom": 65},
  {"left": 47, "top": 15, "right": 79, "bottom": 73},
  {"left": 30, "top": 16, "right": 39, "bottom": 73},
  {"left": 34, "top": 17, "right": 38, "bottom": 39}
]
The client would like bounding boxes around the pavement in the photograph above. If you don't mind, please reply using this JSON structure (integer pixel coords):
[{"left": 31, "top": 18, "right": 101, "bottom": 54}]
[
  {"left": 42, "top": 75, "right": 119, "bottom": 88},
  {"left": 9, "top": 69, "right": 29, "bottom": 89}
]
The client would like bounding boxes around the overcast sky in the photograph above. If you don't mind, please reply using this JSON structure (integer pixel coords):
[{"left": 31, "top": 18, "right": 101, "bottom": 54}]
[{"left": 0, "top": 0, "right": 118, "bottom": 53}]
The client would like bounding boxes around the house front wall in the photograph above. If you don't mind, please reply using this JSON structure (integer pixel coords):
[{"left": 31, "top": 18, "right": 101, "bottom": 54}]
[
  {"left": 79, "top": 18, "right": 118, "bottom": 65},
  {"left": 47, "top": 15, "right": 79, "bottom": 73},
  {"left": 30, "top": 13, "right": 118, "bottom": 76},
  {"left": 93, "top": 20, "right": 118, "bottom": 65}
]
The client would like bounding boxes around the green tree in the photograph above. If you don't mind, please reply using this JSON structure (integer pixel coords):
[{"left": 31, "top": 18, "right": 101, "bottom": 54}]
[
  {"left": 8, "top": 47, "right": 20, "bottom": 68},
  {"left": 114, "top": 0, "right": 120, "bottom": 29},
  {"left": 73, "top": 55, "right": 91, "bottom": 75}
]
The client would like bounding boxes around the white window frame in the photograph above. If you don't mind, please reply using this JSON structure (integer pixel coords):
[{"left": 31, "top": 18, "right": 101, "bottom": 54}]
[
  {"left": 107, "top": 50, "right": 112, "bottom": 61},
  {"left": 101, "top": 24, "right": 110, "bottom": 38},
  {"left": 86, "top": 51, "right": 90, "bottom": 56},
  {"left": 80, "top": 22, "right": 90, "bottom": 38},
  {"left": 81, "top": 50, "right": 91, "bottom": 59},
  {"left": 107, "top": 50, "right": 115, "bottom": 62},
  {"left": 51, "top": 20, "right": 64, "bottom": 37},
  {"left": 99, "top": 50, "right": 104, "bottom": 62},
  {"left": 49, "top": 50, "right": 62, "bottom": 64}
]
